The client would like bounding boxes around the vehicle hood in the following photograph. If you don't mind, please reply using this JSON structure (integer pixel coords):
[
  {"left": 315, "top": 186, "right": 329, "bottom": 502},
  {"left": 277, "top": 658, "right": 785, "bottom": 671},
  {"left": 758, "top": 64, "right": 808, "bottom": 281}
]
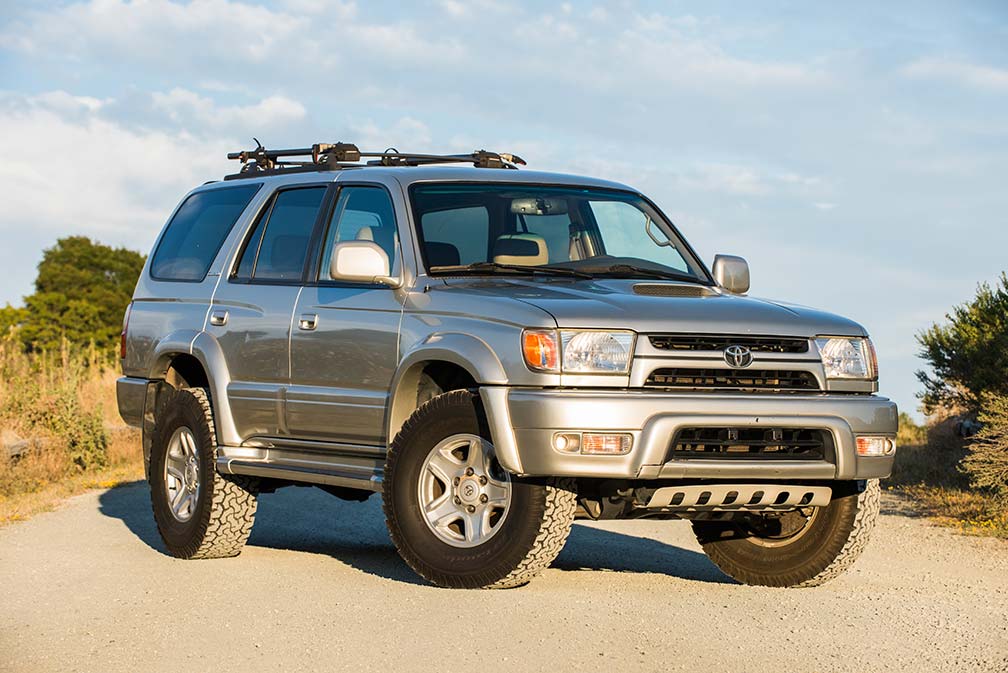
[{"left": 437, "top": 278, "right": 866, "bottom": 337}]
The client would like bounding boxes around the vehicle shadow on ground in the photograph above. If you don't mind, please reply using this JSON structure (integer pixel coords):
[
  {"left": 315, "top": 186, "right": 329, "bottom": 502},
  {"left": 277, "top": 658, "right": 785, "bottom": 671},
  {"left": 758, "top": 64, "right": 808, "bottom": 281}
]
[{"left": 99, "top": 481, "right": 729, "bottom": 585}]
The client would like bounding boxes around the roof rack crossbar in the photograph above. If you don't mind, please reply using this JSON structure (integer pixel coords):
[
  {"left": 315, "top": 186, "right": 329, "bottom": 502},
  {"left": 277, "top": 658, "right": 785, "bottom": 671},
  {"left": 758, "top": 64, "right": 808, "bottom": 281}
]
[{"left": 225, "top": 141, "right": 526, "bottom": 179}]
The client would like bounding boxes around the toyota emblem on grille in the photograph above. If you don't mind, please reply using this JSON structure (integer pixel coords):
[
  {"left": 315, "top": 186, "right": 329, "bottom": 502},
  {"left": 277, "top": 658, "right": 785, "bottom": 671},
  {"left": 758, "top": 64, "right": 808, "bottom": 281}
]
[{"left": 724, "top": 344, "right": 753, "bottom": 368}]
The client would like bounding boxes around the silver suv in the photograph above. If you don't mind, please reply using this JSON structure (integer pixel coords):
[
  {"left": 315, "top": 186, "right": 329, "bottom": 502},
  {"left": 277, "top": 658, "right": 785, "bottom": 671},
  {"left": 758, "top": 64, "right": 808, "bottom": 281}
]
[{"left": 117, "top": 143, "right": 897, "bottom": 588}]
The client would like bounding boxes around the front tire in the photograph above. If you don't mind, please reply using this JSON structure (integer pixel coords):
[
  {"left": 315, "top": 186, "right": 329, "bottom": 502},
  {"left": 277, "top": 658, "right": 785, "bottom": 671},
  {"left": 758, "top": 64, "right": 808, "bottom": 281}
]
[
  {"left": 692, "top": 480, "right": 880, "bottom": 587},
  {"left": 383, "top": 390, "right": 576, "bottom": 589},
  {"left": 149, "top": 387, "right": 259, "bottom": 559}
]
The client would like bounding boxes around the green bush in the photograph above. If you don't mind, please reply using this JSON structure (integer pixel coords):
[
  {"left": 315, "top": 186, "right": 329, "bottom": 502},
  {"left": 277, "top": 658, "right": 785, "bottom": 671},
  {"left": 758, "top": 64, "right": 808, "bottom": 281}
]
[
  {"left": 917, "top": 273, "right": 1008, "bottom": 414},
  {"left": 963, "top": 394, "right": 1008, "bottom": 502},
  {"left": 1, "top": 342, "right": 108, "bottom": 471}
]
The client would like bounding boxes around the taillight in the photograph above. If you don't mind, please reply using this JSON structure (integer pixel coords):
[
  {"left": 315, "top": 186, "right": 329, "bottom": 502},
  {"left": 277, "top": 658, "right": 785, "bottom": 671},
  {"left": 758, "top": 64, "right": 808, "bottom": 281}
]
[{"left": 120, "top": 303, "right": 132, "bottom": 360}]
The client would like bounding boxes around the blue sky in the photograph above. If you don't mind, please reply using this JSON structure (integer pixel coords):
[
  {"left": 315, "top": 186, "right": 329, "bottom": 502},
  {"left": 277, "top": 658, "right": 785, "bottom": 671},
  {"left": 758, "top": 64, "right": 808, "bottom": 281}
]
[{"left": 1, "top": 0, "right": 1006, "bottom": 419}]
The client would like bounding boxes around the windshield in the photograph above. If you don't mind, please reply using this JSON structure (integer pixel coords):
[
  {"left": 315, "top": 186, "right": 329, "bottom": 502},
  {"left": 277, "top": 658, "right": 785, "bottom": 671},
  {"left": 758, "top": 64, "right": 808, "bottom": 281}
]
[{"left": 410, "top": 183, "right": 710, "bottom": 282}]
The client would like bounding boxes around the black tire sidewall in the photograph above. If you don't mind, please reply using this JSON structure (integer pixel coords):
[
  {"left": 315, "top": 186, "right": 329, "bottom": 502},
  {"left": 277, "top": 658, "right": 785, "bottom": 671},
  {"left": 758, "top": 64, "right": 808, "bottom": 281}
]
[
  {"left": 694, "top": 487, "right": 861, "bottom": 584},
  {"left": 149, "top": 388, "right": 217, "bottom": 557},
  {"left": 385, "top": 392, "right": 548, "bottom": 587}
]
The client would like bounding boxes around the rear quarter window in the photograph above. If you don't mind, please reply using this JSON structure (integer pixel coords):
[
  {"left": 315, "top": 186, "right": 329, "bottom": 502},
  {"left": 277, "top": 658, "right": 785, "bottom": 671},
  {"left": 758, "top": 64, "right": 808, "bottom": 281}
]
[{"left": 150, "top": 184, "right": 261, "bottom": 281}]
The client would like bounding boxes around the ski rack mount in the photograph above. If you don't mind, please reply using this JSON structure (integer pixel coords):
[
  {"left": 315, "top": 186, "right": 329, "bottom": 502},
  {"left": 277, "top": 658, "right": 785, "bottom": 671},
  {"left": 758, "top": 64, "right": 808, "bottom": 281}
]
[{"left": 224, "top": 141, "right": 527, "bottom": 180}]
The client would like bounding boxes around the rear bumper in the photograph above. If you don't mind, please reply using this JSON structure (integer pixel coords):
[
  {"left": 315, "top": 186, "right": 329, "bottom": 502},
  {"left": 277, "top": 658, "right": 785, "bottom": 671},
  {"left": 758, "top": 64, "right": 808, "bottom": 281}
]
[
  {"left": 116, "top": 376, "right": 148, "bottom": 428},
  {"left": 479, "top": 387, "right": 897, "bottom": 481}
]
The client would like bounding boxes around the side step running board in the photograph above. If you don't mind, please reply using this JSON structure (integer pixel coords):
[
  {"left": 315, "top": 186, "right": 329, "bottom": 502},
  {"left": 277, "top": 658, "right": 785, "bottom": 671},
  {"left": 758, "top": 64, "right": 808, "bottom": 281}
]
[
  {"left": 217, "top": 445, "right": 383, "bottom": 492},
  {"left": 644, "top": 484, "right": 832, "bottom": 511}
]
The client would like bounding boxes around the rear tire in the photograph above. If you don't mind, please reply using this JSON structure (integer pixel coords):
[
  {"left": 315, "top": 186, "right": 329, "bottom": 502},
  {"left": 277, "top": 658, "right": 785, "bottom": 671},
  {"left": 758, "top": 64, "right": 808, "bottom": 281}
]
[
  {"left": 149, "top": 387, "right": 259, "bottom": 559},
  {"left": 383, "top": 390, "right": 576, "bottom": 589},
  {"left": 692, "top": 479, "right": 880, "bottom": 587}
]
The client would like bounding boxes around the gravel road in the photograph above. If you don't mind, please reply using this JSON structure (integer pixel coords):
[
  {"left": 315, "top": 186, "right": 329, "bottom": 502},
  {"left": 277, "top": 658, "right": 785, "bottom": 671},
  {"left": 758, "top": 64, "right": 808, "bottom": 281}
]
[{"left": 1, "top": 482, "right": 1005, "bottom": 673}]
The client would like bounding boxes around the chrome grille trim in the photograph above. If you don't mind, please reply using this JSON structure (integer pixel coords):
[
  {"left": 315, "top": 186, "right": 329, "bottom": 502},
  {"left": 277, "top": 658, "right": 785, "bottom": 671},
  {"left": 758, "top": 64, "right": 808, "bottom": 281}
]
[{"left": 648, "top": 334, "right": 810, "bottom": 353}]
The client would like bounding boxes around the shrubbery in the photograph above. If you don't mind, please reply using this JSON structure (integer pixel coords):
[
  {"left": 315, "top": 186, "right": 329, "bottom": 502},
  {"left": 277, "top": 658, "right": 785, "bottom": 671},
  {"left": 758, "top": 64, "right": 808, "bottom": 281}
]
[
  {"left": 1, "top": 340, "right": 111, "bottom": 485},
  {"left": 912, "top": 274, "right": 1008, "bottom": 531},
  {"left": 962, "top": 395, "right": 1008, "bottom": 502}
]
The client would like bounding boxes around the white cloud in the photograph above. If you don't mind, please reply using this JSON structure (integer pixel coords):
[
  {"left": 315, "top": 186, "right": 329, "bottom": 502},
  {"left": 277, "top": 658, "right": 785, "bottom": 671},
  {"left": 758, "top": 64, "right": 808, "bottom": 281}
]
[
  {"left": 0, "top": 94, "right": 235, "bottom": 243},
  {"left": 150, "top": 88, "right": 306, "bottom": 129},
  {"left": 901, "top": 57, "right": 1008, "bottom": 92},
  {"left": 349, "top": 117, "right": 434, "bottom": 151},
  {"left": 2, "top": 0, "right": 459, "bottom": 73}
]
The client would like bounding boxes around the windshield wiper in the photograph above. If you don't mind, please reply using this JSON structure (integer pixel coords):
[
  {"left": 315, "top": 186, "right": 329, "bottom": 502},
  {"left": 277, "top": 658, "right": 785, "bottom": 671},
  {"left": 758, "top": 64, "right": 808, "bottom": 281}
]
[
  {"left": 596, "top": 264, "right": 700, "bottom": 283},
  {"left": 429, "top": 262, "right": 593, "bottom": 279}
]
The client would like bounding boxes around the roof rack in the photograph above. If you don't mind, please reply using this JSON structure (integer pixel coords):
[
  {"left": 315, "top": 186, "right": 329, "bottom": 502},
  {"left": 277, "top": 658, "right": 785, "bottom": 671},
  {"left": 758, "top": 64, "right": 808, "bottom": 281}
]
[{"left": 224, "top": 140, "right": 526, "bottom": 180}]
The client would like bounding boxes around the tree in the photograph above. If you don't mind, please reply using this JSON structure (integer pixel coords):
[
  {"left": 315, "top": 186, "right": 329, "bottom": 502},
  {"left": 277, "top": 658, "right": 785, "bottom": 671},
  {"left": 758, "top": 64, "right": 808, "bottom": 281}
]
[
  {"left": 0, "top": 304, "right": 27, "bottom": 337},
  {"left": 962, "top": 394, "right": 1008, "bottom": 501},
  {"left": 916, "top": 274, "right": 1008, "bottom": 415},
  {"left": 17, "top": 237, "right": 145, "bottom": 353}
]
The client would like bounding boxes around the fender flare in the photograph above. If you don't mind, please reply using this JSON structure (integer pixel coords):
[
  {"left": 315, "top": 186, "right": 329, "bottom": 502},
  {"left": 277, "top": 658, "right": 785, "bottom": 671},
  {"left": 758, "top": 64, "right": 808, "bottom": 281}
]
[
  {"left": 387, "top": 332, "right": 508, "bottom": 442},
  {"left": 147, "top": 330, "right": 239, "bottom": 447}
]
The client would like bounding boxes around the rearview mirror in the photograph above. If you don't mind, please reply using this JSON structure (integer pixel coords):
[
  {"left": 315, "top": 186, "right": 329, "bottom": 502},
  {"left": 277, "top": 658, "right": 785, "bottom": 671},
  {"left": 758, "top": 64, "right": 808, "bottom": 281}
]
[
  {"left": 510, "top": 197, "right": 568, "bottom": 215},
  {"left": 329, "top": 241, "right": 401, "bottom": 288},
  {"left": 712, "top": 254, "right": 750, "bottom": 294}
]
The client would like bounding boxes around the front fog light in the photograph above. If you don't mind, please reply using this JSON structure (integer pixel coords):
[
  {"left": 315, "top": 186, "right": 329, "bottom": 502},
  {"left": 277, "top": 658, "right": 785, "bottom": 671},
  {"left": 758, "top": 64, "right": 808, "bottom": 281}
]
[
  {"left": 553, "top": 433, "right": 581, "bottom": 453},
  {"left": 856, "top": 436, "right": 896, "bottom": 456},
  {"left": 552, "top": 432, "right": 633, "bottom": 455}
]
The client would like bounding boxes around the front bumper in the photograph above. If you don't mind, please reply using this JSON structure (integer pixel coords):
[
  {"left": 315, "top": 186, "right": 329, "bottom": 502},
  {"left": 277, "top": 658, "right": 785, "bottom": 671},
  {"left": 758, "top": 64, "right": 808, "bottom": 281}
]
[{"left": 479, "top": 387, "right": 897, "bottom": 481}]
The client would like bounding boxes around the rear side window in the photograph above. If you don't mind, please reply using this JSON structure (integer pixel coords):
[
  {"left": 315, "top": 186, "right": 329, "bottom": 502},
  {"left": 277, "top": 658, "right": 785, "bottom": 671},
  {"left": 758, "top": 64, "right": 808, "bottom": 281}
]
[
  {"left": 233, "top": 186, "right": 327, "bottom": 281},
  {"left": 150, "top": 185, "right": 260, "bottom": 281}
]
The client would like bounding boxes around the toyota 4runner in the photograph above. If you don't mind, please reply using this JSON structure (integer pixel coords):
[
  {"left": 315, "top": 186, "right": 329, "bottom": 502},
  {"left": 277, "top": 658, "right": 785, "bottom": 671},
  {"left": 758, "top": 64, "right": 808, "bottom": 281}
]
[{"left": 117, "top": 143, "right": 897, "bottom": 588}]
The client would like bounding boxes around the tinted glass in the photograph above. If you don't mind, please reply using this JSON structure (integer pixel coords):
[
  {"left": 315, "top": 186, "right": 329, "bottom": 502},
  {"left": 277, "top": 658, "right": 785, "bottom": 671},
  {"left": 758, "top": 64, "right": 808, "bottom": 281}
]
[
  {"left": 319, "top": 187, "right": 398, "bottom": 280},
  {"left": 252, "top": 187, "right": 326, "bottom": 281},
  {"left": 519, "top": 213, "right": 571, "bottom": 264},
  {"left": 411, "top": 183, "right": 707, "bottom": 281},
  {"left": 420, "top": 207, "right": 490, "bottom": 266},
  {"left": 150, "top": 185, "right": 260, "bottom": 281},
  {"left": 590, "top": 201, "right": 690, "bottom": 272},
  {"left": 232, "top": 210, "right": 267, "bottom": 280}
]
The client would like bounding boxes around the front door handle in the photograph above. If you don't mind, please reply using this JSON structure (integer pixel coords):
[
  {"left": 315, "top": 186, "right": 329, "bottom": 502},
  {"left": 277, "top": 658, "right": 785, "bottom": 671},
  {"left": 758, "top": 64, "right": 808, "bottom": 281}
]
[
  {"left": 209, "top": 310, "right": 228, "bottom": 327},
  {"left": 298, "top": 313, "right": 318, "bottom": 331}
]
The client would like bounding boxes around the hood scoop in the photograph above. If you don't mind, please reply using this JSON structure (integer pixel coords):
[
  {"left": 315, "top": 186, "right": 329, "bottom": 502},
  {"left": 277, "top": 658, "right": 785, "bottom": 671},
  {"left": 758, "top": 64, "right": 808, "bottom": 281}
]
[{"left": 633, "top": 283, "right": 717, "bottom": 298}]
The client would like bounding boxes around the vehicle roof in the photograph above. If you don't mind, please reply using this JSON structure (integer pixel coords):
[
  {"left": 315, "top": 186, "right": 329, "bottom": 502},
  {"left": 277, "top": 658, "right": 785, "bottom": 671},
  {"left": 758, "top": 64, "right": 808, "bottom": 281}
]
[{"left": 198, "top": 165, "right": 638, "bottom": 194}]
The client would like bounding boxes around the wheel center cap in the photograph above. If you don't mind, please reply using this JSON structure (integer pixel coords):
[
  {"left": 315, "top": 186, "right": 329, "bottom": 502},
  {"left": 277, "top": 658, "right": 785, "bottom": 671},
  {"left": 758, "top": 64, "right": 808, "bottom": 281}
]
[
  {"left": 184, "top": 462, "right": 198, "bottom": 491},
  {"left": 456, "top": 477, "right": 481, "bottom": 505}
]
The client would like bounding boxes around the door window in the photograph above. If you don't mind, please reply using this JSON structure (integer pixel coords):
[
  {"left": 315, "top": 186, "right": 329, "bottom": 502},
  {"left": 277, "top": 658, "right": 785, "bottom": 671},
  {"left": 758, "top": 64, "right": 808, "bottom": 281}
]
[
  {"left": 233, "top": 186, "right": 326, "bottom": 281},
  {"left": 319, "top": 186, "right": 398, "bottom": 280}
]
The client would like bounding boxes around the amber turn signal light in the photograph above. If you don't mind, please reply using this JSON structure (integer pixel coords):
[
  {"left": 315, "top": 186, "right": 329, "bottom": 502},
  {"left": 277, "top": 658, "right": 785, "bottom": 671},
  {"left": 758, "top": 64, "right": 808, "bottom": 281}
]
[{"left": 522, "top": 329, "right": 559, "bottom": 372}]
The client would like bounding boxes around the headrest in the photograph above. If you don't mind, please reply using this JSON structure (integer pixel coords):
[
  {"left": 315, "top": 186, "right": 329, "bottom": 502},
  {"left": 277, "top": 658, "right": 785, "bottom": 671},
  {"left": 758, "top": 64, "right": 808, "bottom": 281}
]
[
  {"left": 425, "top": 242, "right": 461, "bottom": 267},
  {"left": 493, "top": 234, "right": 549, "bottom": 266}
]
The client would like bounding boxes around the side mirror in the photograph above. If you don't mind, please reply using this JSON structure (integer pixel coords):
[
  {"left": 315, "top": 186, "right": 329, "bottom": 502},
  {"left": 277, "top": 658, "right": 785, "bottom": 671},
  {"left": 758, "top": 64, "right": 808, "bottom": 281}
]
[
  {"left": 329, "top": 241, "right": 402, "bottom": 288},
  {"left": 712, "top": 254, "right": 750, "bottom": 294}
]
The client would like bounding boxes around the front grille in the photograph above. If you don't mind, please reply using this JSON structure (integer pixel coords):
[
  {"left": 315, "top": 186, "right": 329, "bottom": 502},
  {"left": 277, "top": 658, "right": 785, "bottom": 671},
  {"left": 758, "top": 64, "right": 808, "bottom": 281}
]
[
  {"left": 670, "top": 427, "right": 830, "bottom": 461},
  {"left": 648, "top": 334, "right": 809, "bottom": 353},
  {"left": 645, "top": 368, "right": 820, "bottom": 392}
]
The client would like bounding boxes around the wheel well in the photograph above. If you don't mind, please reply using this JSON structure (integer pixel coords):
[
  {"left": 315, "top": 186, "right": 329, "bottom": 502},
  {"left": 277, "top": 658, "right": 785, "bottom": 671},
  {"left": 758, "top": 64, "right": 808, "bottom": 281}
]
[
  {"left": 164, "top": 354, "right": 210, "bottom": 390},
  {"left": 388, "top": 360, "right": 478, "bottom": 440}
]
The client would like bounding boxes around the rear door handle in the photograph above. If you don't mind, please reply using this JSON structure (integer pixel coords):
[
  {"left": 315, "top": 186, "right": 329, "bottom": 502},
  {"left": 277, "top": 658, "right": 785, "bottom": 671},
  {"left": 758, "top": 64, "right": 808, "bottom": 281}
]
[
  {"left": 298, "top": 313, "right": 318, "bottom": 331},
  {"left": 209, "top": 310, "right": 228, "bottom": 327}
]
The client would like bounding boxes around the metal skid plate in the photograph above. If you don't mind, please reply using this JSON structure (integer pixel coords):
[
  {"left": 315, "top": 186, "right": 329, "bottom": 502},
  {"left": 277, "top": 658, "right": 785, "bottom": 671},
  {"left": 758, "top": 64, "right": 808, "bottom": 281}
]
[{"left": 644, "top": 483, "right": 832, "bottom": 511}]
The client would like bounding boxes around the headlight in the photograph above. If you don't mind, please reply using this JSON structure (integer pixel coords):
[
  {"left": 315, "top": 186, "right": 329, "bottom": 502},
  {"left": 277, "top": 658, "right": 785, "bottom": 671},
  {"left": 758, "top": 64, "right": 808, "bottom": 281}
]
[
  {"left": 815, "top": 336, "right": 877, "bottom": 380},
  {"left": 521, "top": 329, "right": 635, "bottom": 374}
]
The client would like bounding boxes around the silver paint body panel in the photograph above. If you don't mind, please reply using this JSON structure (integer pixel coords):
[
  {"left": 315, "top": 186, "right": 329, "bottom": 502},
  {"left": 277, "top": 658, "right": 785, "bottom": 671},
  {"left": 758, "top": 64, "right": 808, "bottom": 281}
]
[{"left": 118, "top": 164, "right": 898, "bottom": 490}]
